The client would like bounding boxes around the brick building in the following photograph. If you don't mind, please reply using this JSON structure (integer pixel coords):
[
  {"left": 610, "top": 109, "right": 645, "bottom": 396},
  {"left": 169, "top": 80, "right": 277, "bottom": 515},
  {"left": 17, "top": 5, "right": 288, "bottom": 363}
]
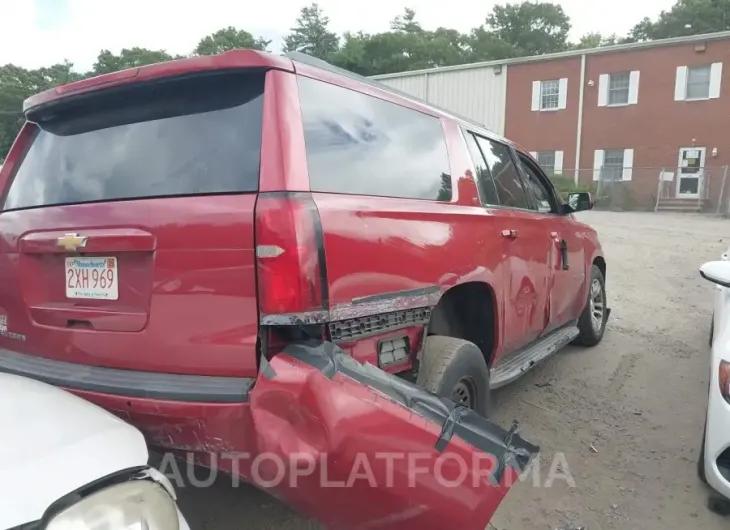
[{"left": 373, "top": 31, "right": 730, "bottom": 211}]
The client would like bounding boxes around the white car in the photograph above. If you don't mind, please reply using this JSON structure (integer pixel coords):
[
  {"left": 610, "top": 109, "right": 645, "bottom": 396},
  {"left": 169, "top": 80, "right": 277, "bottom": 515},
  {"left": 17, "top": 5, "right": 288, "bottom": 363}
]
[
  {"left": 699, "top": 257, "right": 730, "bottom": 514},
  {"left": 0, "top": 373, "right": 190, "bottom": 530}
]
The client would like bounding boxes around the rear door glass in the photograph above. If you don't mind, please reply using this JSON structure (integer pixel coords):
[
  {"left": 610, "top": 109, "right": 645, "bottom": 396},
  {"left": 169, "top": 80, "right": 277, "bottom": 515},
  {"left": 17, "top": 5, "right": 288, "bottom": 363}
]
[
  {"left": 4, "top": 71, "right": 265, "bottom": 211},
  {"left": 463, "top": 131, "right": 500, "bottom": 206},
  {"left": 474, "top": 136, "right": 530, "bottom": 210}
]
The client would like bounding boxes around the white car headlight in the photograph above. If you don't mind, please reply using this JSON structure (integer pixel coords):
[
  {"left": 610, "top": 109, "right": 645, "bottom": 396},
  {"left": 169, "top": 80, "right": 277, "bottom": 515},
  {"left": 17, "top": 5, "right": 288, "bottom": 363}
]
[{"left": 46, "top": 479, "right": 179, "bottom": 530}]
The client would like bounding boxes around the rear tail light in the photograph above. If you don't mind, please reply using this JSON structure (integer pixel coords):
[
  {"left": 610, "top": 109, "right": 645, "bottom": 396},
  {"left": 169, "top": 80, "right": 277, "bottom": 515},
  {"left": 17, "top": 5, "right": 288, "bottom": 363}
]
[
  {"left": 254, "top": 192, "right": 328, "bottom": 323},
  {"left": 719, "top": 360, "right": 730, "bottom": 404}
]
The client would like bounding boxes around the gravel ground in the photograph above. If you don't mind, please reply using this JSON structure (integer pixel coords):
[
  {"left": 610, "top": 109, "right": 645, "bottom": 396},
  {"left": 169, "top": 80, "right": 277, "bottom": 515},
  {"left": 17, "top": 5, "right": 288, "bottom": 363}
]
[{"left": 174, "top": 210, "right": 730, "bottom": 529}]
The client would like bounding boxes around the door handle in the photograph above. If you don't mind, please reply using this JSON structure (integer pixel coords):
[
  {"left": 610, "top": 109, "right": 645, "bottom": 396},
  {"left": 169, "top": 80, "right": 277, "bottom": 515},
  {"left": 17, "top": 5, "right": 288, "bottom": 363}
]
[{"left": 500, "top": 229, "right": 518, "bottom": 240}]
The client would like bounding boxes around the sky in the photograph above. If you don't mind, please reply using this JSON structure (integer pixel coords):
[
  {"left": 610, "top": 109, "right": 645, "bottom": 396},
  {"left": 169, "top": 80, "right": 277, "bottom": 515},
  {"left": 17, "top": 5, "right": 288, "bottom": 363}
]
[{"left": 0, "top": 0, "right": 678, "bottom": 72}]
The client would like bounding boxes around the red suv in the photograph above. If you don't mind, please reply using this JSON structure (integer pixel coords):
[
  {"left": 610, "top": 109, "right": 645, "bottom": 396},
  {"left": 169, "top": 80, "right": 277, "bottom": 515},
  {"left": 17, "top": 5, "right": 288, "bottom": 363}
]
[{"left": 0, "top": 50, "right": 607, "bottom": 528}]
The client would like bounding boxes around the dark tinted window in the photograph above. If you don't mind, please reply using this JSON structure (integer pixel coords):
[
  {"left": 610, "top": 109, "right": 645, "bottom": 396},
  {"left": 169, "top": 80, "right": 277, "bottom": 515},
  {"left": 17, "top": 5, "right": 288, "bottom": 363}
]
[
  {"left": 298, "top": 76, "right": 452, "bottom": 201},
  {"left": 4, "top": 72, "right": 265, "bottom": 211},
  {"left": 463, "top": 131, "right": 500, "bottom": 206},
  {"left": 518, "top": 155, "right": 556, "bottom": 213},
  {"left": 474, "top": 137, "right": 530, "bottom": 209}
]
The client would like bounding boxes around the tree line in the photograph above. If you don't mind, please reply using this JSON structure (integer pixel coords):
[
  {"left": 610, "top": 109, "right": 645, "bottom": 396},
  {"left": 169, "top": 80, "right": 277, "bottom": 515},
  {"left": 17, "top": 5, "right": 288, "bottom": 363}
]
[{"left": 1, "top": 0, "right": 729, "bottom": 159}]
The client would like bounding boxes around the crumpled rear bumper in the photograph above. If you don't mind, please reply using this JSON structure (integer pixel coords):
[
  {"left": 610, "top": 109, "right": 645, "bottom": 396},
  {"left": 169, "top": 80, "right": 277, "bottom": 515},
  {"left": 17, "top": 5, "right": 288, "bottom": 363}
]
[{"left": 247, "top": 340, "right": 539, "bottom": 530}]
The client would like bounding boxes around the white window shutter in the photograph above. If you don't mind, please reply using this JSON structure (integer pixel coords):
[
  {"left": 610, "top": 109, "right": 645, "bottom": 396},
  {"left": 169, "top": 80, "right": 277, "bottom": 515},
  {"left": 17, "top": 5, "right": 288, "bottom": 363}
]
[
  {"left": 710, "top": 62, "right": 723, "bottom": 99},
  {"left": 593, "top": 150, "right": 604, "bottom": 181},
  {"left": 675, "top": 66, "right": 688, "bottom": 101},
  {"left": 529, "top": 151, "right": 537, "bottom": 158},
  {"left": 622, "top": 149, "right": 634, "bottom": 181},
  {"left": 531, "top": 81, "right": 541, "bottom": 111},
  {"left": 628, "top": 71, "right": 640, "bottom": 104},
  {"left": 558, "top": 78, "right": 568, "bottom": 109},
  {"left": 554, "top": 151, "right": 564, "bottom": 173},
  {"left": 598, "top": 74, "right": 609, "bottom": 106}
]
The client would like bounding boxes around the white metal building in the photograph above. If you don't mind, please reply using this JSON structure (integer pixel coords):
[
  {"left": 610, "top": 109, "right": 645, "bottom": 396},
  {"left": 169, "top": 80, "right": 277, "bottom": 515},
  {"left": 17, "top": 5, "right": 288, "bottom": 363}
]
[{"left": 371, "top": 63, "right": 508, "bottom": 135}]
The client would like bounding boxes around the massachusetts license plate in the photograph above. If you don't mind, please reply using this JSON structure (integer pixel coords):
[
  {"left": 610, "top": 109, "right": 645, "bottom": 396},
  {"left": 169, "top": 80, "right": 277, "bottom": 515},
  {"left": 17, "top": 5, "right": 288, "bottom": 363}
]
[{"left": 65, "top": 257, "right": 118, "bottom": 300}]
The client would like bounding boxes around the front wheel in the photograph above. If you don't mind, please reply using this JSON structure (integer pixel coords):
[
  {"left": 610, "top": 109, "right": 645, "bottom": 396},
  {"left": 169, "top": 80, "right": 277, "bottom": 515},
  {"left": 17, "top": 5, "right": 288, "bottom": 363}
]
[
  {"left": 573, "top": 264, "right": 608, "bottom": 347},
  {"left": 417, "top": 336, "right": 491, "bottom": 417}
]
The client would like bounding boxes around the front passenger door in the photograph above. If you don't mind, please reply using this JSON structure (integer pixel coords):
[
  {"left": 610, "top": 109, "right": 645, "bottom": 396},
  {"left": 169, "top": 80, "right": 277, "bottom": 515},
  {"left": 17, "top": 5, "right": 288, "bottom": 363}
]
[{"left": 517, "top": 153, "right": 586, "bottom": 332}]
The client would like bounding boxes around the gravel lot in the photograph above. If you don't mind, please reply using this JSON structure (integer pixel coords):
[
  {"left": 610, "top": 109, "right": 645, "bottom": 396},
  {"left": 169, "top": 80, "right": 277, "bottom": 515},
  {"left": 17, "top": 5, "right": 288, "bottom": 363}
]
[{"left": 174, "top": 210, "right": 730, "bottom": 529}]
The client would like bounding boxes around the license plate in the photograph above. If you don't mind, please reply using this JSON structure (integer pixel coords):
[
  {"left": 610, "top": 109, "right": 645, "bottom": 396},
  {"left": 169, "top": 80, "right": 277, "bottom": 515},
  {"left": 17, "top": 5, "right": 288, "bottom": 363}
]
[{"left": 65, "top": 257, "right": 118, "bottom": 300}]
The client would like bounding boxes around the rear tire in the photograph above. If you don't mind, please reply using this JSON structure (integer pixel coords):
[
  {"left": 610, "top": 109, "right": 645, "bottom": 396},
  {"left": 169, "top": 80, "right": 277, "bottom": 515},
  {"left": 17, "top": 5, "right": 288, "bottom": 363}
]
[
  {"left": 573, "top": 264, "right": 608, "bottom": 347},
  {"left": 417, "top": 336, "right": 491, "bottom": 417}
]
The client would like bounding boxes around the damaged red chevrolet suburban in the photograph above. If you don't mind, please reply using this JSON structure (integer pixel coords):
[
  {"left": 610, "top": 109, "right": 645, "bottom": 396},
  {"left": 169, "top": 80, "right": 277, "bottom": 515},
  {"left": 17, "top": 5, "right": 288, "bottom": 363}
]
[{"left": 0, "top": 50, "right": 608, "bottom": 528}]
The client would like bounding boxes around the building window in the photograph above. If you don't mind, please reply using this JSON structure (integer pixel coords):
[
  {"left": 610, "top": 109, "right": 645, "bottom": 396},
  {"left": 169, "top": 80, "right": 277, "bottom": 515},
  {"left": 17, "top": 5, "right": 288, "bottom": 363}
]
[
  {"left": 530, "top": 150, "right": 564, "bottom": 176},
  {"left": 536, "top": 151, "right": 556, "bottom": 174},
  {"left": 532, "top": 78, "right": 567, "bottom": 111},
  {"left": 686, "top": 65, "right": 711, "bottom": 99},
  {"left": 598, "top": 71, "right": 640, "bottom": 106},
  {"left": 593, "top": 148, "right": 634, "bottom": 182},
  {"left": 675, "top": 63, "right": 723, "bottom": 101},
  {"left": 601, "top": 150, "right": 625, "bottom": 181},
  {"left": 540, "top": 80, "right": 560, "bottom": 109},
  {"left": 608, "top": 72, "right": 630, "bottom": 105}
]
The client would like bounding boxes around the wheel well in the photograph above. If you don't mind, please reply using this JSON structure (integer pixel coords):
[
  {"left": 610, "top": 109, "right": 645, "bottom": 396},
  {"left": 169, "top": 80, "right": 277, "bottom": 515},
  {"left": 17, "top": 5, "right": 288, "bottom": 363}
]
[
  {"left": 594, "top": 256, "right": 606, "bottom": 283},
  {"left": 427, "top": 282, "right": 496, "bottom": 366}
]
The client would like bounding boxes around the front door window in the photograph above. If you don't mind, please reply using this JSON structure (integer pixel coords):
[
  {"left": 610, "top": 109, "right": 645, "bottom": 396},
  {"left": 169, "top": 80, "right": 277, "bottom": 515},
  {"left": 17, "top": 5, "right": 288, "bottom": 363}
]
[{"left": 677, "top": 147, "right": 705, "bottom": 197}]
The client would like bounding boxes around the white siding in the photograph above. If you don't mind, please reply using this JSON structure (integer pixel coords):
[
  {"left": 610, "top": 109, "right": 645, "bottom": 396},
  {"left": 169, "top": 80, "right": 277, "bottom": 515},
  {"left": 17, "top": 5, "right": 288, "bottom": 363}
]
[
  {"left": 375, "top": 65, "right": 508, "bottom": 134},
  {"left": 376, "top": 74, "right": 428, "bottom": 100}
]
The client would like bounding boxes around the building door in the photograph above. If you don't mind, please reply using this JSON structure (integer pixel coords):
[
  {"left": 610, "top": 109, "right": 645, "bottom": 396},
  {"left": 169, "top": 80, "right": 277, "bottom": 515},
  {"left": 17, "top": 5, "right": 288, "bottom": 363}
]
[{"left": 676, "top": 147, "right": 706, "bottom": 198}]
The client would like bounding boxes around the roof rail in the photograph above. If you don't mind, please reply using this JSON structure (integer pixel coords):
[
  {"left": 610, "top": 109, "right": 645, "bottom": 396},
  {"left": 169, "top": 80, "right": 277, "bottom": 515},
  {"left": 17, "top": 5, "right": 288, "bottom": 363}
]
[{"left": 283, "top": 51, "right": 493, "bottom": 133}]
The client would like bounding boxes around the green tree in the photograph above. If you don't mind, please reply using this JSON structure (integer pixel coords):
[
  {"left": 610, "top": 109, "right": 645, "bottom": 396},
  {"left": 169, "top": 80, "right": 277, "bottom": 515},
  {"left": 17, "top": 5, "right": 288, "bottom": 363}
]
[
  {"left": 0, "top": 61, "right": 85, "bottom": 159},
  {"left": 572, "top": 32, "right": 621, "bottom": 49},
  {"left": 283, "top": 2, "right": 339, "bottom": 60},
  {"left": 331, "top": 9, "right": 469, "bottom": 75},
  {"left": 464, "top": 27, "right": 521, "bottom": 61},
  {"left": 486, "top": 1, "right": 572, "bottom": 55},
  {"left": 92, "top": 47, "right": 182, "bottom": 75},
  {"left": 194, "top": 27, "right": 271, "bottom": 55},
  {"left": 628, "top": 0, "right": 730, "bottom": 41}
]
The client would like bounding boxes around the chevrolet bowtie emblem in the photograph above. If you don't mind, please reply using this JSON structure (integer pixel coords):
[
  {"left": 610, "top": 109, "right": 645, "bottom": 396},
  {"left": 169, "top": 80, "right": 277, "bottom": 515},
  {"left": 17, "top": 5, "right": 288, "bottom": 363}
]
[{"left": 57, "top": 233, "right": 88, "bottom": 252}]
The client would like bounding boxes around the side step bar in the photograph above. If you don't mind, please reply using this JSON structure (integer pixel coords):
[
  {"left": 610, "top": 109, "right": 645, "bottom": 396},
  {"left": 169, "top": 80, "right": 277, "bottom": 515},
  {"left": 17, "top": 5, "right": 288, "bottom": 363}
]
[{"left": 490, "top": 325, "right": 579, "bottom": 389}]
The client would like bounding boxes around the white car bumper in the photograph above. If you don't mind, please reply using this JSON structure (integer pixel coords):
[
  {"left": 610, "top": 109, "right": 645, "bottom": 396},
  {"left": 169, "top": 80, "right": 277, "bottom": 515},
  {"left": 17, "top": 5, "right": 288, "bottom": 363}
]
[{"left": 704, "top": 374, "right": 730, "bottom": 499}]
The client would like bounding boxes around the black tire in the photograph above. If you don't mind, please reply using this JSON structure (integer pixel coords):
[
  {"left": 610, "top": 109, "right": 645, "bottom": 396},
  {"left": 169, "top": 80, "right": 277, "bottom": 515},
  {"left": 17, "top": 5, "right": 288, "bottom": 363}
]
[
  {"left": 573, "top": 264, "right": 608, "bottom": 347},
  {"left": 698, "top": 422, "right": 708, "bottom": 485},
  {"left": 416, "top": 335, "right": 491, "bottom": 417}
]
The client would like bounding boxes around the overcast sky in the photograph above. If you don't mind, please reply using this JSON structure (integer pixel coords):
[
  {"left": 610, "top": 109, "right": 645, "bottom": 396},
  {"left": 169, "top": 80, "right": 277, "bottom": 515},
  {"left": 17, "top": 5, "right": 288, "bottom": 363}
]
[{"left": 1, "top": 0, "right": 677, "bottom": 72}]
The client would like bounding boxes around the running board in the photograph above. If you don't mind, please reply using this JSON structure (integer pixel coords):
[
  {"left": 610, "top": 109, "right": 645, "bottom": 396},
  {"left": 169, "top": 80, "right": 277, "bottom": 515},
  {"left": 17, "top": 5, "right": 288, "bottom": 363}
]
[{"left": 490, "top": 325, "right": 579, "bottom": 389}]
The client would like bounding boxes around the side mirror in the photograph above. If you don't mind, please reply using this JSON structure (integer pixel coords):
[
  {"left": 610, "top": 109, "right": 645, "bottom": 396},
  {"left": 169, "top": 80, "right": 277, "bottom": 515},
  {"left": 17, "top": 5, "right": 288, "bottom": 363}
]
[
  {"left": 566, "top": 192, "right": 594, "bottom": 213},
  {"left": 700, "top": 261, "right": 730, "bottom": 288}
]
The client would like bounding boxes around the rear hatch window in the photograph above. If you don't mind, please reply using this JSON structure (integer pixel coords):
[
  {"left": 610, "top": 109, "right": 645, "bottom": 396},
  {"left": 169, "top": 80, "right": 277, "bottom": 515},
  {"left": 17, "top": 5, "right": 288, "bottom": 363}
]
[{"left": 4, "top": 71, "right": 265, "bottom": 211}]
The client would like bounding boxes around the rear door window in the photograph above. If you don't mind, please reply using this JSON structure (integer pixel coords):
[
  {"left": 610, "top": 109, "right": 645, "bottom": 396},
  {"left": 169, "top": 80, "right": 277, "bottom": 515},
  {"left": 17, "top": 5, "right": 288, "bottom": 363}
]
[
  {"left": 4, "top": 71, "right": 265, "bottom": 211},
  {"left": 298, "top": 76, "right": 452, "bottom": 201},
  {"left": 463, "top": 130, "right": 500, "bottom": 206},
  {"left": 474, "top": 136, "right": 530, "bottom": 210}
]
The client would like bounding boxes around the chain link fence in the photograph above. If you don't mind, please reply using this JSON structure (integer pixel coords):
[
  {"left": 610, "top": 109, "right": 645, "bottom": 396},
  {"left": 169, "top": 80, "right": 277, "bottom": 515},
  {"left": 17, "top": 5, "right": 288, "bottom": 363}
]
[{"left": 548, "top": 166, "right": 730, "bottom": 215}]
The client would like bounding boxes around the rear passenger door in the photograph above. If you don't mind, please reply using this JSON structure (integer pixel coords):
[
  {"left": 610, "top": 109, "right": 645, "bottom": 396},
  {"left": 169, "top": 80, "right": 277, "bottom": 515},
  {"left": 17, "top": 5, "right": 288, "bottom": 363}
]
[
  {"left": 464, "top": 131, "right": 552, "bottom": 353},
  {"left": 516, "top": 153, "right": 586, "bottom": 330}
]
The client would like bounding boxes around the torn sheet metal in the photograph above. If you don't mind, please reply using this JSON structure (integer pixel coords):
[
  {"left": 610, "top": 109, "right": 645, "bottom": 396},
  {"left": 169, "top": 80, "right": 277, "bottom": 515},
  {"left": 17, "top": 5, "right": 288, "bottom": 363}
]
[{"left": 249, "top": 340, "right": 539, "bottom": 530}]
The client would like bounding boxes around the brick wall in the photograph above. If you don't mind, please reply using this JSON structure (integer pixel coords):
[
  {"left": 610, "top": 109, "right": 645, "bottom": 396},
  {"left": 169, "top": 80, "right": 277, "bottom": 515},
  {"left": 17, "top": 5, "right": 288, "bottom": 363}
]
[{"left": 505, "top": 38, "right": 730, "bottom": 210}]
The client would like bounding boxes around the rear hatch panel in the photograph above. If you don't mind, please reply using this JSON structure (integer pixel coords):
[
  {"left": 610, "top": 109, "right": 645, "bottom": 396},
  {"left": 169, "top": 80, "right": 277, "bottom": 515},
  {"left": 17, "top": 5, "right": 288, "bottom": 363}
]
[{"left": 0, "top": 70, "right": 267, "bottom": 380}]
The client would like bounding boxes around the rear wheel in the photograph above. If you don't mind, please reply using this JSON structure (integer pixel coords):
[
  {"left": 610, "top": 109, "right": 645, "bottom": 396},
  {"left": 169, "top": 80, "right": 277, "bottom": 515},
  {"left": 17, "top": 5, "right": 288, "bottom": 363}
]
[
  {"left": 573, "top": 264, "right": 608, "bottom": 347},
  {"left": 417, "top": 336, "right": 491, "bottom": 416}
]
